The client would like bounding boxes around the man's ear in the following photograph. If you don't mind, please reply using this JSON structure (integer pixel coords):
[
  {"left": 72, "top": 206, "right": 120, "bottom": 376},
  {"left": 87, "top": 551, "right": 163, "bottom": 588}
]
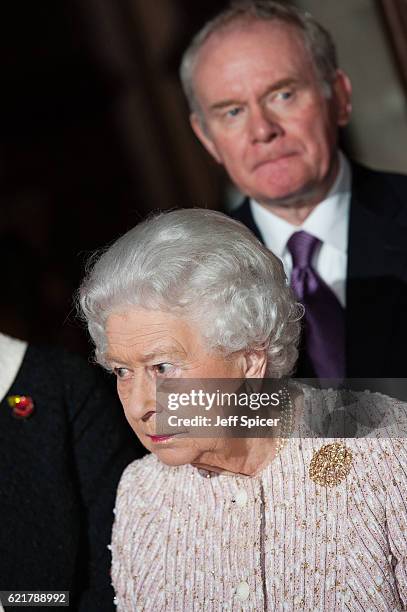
[
  {"left": 190, "top": 113, "right": 222, "bottom": 164},
  {"left": 333, "top": 69, "right": 352, "bottom": 127},
  {"left": 241, "top": 349, "right": 268, "bottom": 379}
]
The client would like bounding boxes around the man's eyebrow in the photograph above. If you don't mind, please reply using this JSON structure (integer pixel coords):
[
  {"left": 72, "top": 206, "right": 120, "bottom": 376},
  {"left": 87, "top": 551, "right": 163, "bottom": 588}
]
[
  {"left": 259, "top": 78, "right": 301, "bottom": 100},
  {"left": 208, "top": 78, "right": 301, "bottom": 112},
  {"left": 209, "top": 98, "right": 243, "bottom": 112}
]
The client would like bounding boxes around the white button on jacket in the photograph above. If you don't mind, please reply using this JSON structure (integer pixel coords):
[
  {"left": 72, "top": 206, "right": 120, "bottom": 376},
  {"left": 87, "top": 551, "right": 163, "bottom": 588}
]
[
  {"left": 235, "top": 581, "right": 250, "bottom": 601},
  {"left": 233, "top": 490, "right": 248, "bottom": 507}
]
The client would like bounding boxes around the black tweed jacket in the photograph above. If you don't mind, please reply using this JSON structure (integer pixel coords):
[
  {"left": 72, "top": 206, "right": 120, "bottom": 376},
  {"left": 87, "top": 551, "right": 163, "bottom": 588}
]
[{"left": 0, "top": 344, "right": 145, "bottom": 611}]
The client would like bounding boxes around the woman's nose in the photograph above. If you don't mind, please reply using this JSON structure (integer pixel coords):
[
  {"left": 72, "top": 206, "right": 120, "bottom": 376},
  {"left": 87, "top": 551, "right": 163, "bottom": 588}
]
[{"left": 124, "top": 376, "right": 156, "bottom": 422}]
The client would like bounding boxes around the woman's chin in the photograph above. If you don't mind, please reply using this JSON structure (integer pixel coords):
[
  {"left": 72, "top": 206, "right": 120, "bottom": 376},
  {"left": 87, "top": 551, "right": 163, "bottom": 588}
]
[{"left": 152, "top": 447, "right": 193, "bottom": 466}]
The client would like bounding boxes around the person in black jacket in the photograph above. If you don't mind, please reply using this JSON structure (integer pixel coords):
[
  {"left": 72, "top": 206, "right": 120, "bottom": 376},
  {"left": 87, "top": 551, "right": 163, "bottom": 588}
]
[
  {"left": 0, "top": 332, "right": 145, "bottom": 611},
  {"left": 179, "top": 0, "right": 407, "bottom": 379}
]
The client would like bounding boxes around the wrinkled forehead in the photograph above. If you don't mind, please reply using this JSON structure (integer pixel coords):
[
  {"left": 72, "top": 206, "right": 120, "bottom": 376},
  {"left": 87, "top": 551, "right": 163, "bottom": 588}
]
[
  {"left": 194, "top": 17, "right": 310, "bottom": 77},
  {"left": 191, "top": 19, "right": 316, "bottom": 108},
  {"left": 104, "top": 308, "right": 200, "bottom": 362}
]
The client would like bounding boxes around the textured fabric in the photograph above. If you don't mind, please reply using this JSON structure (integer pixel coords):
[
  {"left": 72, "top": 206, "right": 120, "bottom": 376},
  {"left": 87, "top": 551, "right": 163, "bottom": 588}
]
[
  {"left": 0, "top": 343, "right": 145, "bottom": 611},
  {"left": 287, "top": 231, "right": 345, "bottom": 379},
  {"left": 112, "top": 390, "right": 407, "bottom": 611}
]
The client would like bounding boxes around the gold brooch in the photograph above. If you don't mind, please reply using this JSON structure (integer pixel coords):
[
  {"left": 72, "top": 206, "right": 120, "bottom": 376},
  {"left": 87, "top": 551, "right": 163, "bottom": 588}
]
[{"left": 309, "top": 442, "right": 352, "bottom": 487}]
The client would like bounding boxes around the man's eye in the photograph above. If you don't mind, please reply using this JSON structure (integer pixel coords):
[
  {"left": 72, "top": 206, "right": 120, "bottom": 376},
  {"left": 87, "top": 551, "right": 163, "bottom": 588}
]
[
  {"left": 226, "top": 107, "right": 241, "bottom": 118},
  {"left": 113, "top": 367, "right": 131, "bottom": 379},
  {"left": 277, "top": 90, "right": 293, "bottom": 101},
  {"left": 153, "top": 363, "right": 174, "bottom": 376}
]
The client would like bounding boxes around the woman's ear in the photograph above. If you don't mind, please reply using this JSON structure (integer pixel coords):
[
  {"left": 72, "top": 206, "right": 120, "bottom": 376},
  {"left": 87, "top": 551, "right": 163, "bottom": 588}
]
[{"left": 241, "top": 349, "right": 267, "bottom": 379}]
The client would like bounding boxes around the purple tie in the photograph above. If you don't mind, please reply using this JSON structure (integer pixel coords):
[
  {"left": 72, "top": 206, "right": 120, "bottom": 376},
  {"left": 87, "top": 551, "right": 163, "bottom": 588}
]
[{"left": 287, "top": 231, "right": 345, "bottom": 379}]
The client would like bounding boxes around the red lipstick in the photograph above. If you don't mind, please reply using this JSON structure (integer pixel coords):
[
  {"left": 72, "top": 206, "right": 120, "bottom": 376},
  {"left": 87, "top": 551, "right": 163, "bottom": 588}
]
[{"left": 147, "top": 434, "right": 176, "bottom": 443}]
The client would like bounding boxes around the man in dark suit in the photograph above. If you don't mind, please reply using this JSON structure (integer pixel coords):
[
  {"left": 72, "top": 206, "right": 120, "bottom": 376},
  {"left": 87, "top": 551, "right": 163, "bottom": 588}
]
[
  {"left": 179, "top": 0, "right": 407, "bottom": 378},
  {"left": 0, "top": 333, "right": 145, "bottom": 611}
]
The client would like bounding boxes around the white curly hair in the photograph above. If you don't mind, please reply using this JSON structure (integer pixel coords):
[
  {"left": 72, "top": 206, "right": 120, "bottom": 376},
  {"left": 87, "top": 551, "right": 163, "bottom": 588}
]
[{"left": 78, "top": 208, "right": 302, "bottom": 377}]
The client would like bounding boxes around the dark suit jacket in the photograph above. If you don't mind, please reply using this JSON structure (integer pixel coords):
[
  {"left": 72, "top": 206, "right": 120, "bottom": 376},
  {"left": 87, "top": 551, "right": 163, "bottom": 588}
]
[
  {"left": 231, "top": 164, "right": 407, "bottom": 378},
  {"left": 0, "top": 345, "right": 145, "bottom": 611}
]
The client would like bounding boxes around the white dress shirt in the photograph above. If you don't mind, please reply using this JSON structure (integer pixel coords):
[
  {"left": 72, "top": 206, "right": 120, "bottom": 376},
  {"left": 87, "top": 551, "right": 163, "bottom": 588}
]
[
  {"left": 250, "top": 153, "right": 351, "bottom": 307},
  {"left": 0, "top": 333, "right": 26, "bottom": 612},
  {"left": 0, "top": 332, "right": 27, "bottom": 402}
]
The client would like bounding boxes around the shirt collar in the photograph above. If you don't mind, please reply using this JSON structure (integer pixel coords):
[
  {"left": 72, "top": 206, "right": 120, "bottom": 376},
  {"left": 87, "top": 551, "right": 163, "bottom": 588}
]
[
  {"left": 250, "top": 152, "right": 351, "bottom": 256},
  {"left": 0, "top": 333, "right": 27, "bottom": 402}
]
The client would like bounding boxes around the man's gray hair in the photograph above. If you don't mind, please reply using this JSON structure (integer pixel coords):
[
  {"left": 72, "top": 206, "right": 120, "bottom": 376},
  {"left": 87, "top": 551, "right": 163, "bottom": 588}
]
[
  {"left": 78, "top": 209, "right": 302, "bottom": 378},
  {"left": 180, "top": 0, "right": 338, "bottom": 118}
]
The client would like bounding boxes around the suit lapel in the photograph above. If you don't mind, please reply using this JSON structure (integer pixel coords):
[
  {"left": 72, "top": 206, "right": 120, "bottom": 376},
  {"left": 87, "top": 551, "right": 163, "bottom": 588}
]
[
  {"left": 231, "top": 198, "right": 264, "bottom": 242},
  {"left": 346, "top": 164, "right": 407, "bottom": 376}
]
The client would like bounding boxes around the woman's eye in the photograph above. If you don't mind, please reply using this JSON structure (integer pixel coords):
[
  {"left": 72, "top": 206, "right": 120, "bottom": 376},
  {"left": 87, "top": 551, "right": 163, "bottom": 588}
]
[
  {"left": 153, "top": 363, "right": 174, "bottom": 376},
  {"left": 113, "top": 367, "right": 131, "bottom": 380}
]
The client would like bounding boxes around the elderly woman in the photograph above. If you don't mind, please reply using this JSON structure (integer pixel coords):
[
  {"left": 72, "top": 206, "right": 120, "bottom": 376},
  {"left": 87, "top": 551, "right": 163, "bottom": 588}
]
[{"left": 79, "top": 209, "right": 407, "bottom": 611}]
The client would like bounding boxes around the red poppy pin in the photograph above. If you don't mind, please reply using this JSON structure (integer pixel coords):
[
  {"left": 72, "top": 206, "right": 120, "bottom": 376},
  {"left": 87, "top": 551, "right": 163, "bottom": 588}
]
[{"left": 7, "top": 395, "right": 35, "bottom": 419}]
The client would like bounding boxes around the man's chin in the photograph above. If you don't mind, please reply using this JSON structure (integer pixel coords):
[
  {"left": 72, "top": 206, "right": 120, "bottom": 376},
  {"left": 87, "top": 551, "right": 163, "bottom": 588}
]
[
  {"left": 250, "top": 158, "right": 339, "bottom": 209},
  {"left": 252, "top": 180, "right": 324, "bottom": 209}
]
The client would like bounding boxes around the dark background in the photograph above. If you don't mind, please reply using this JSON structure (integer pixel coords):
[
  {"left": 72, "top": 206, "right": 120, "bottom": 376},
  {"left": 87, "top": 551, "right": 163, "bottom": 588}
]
[{"left": 1, "top": 0, "right": 406, "bottom": 354}]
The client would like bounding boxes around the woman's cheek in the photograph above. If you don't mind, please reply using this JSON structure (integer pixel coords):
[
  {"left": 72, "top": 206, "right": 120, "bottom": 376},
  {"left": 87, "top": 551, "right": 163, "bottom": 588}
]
[{"left": 117, "top": 383, "right": 131, "bottom": 407}]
